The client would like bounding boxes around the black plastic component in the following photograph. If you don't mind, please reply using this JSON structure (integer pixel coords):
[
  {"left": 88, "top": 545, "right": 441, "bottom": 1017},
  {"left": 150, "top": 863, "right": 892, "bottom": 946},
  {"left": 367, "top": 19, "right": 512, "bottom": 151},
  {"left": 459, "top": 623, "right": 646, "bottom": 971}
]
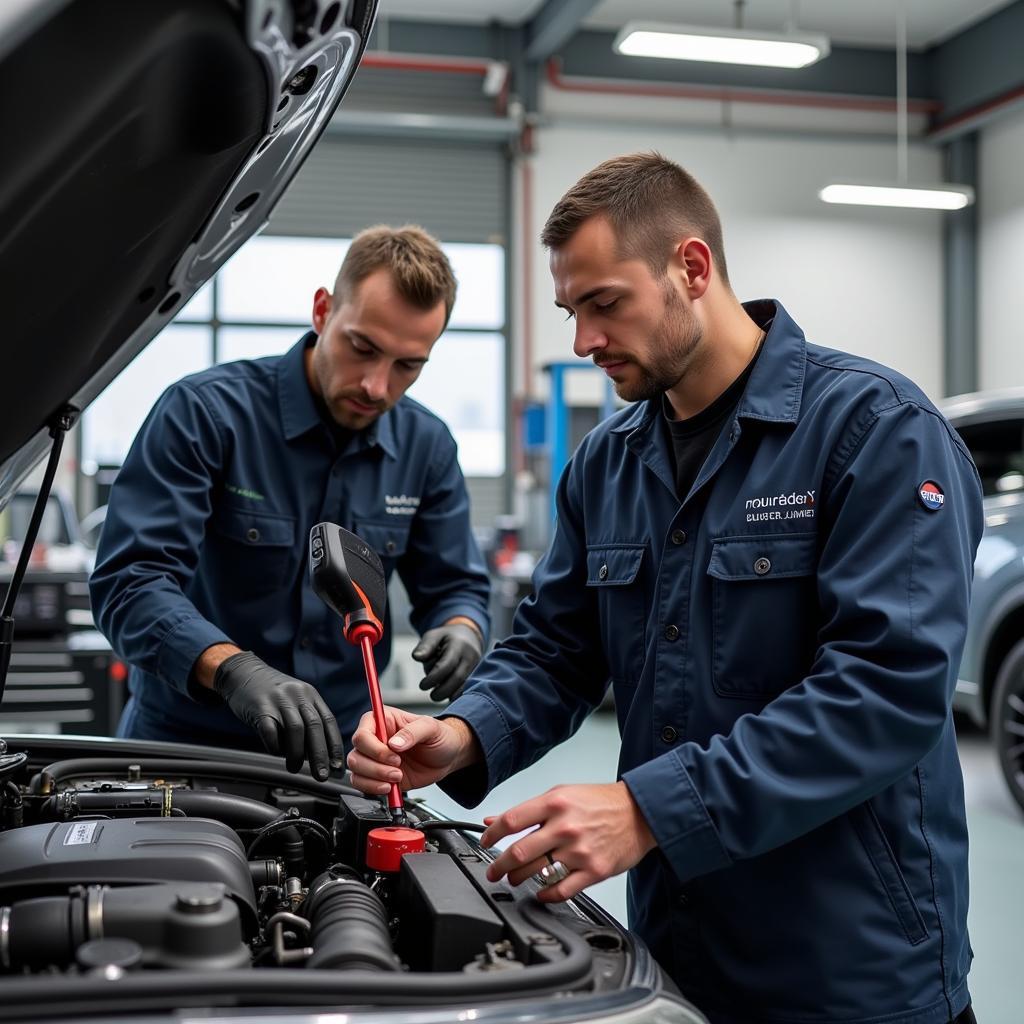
[
  {"left": 303, "top": 873, "right": 400, "bottom": 972},
  {"left": 397, "top": 853, "right": 505, "bottom": 972},
  {"left": 248, "top": 859, "right": 282, "bottom": 889},
  {"left": 0, "top": 819, "right": 257, "bottom": 933},
  {"left": 76, "top": 938, "right": 143, "bottom": 972},
  {"left": 309, "top": 523, "right": 387, "bottom": 635},
  {"left": 4, "top": 883, "right": 249, "bottom": 971},
  {"left": 2, "top": 780, "right": 24, "bottom": 828},
  {"left": 334, "top": 793, "right": 391, "bottom": 870}
]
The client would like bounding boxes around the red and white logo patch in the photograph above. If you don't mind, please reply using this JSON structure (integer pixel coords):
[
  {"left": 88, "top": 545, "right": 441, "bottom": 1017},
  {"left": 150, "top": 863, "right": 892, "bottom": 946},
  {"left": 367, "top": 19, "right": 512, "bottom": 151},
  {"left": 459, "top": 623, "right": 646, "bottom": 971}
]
[{"left": 918, "top": 481, "right": 945, "bottom": 511}]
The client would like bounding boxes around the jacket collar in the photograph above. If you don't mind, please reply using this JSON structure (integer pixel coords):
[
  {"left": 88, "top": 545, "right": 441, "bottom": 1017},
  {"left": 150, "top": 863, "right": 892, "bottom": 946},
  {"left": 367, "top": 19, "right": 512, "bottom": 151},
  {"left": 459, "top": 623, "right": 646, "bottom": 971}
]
[
  {"left": 734, "top": 299, "right": 805, "bottom": 425},
  {"left": 277, "top": 331, "right": 398, "bottom": 459},
  {"left": 278, "top": 333, "right": 322, "bottom": 441},
  {"left": 610, "top": 298, "right": 806, "bottom": 436}
]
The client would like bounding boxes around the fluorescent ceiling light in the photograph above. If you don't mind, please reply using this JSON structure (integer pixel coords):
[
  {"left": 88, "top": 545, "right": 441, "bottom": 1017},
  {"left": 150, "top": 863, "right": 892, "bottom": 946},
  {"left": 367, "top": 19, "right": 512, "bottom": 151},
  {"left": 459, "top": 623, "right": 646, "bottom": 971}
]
[
  {"left": 613, "top": 22, "right": 830, "bottom": 69},
  {"left": 819, "top": 183, "right": 975, "bottom": 210},
  {"left": 819, "top": 13, "right": 974, "bottom": 214}
]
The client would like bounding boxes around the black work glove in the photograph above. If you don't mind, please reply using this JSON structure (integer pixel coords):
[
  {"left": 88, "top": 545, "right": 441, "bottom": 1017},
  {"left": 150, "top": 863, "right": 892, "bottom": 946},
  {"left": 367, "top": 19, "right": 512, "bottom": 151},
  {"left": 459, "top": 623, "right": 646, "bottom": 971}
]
[
  {"left": 412, "top": 623, "right": 483, "bottom": 702},
  {"left": 213, "top": 651, "right": 344, "bottom": 778}
]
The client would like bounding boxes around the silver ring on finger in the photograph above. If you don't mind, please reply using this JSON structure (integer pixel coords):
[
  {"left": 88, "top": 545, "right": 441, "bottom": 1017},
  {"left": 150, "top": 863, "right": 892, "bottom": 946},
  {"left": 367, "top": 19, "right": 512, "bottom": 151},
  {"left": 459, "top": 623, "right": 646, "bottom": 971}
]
[{"left": 539, "top": 853, "right": 570, "bottom": 886}]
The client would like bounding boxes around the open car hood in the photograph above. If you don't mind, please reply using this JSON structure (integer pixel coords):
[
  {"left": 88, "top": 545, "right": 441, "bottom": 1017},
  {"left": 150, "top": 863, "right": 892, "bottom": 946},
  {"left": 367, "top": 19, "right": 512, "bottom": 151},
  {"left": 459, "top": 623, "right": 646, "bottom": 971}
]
[{"left": 0, "top": 0, "right": 377, "bottom": 510}]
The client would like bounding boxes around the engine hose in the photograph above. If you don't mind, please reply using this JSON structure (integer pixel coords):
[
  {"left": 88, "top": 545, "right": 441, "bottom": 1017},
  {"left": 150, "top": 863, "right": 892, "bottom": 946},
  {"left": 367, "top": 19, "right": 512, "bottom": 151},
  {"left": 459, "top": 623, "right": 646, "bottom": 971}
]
[
  {"left": 1, "top": 893, "right": 90, "bottom": 971},
  {"left": 38, "top": 789, "right": 282, "bottom": 829},
  {"left": 413, "top": 819, "right": 486, "bottom": 833},
  {"left": 27, "top": 758, "right": 363, "bottom": 797},
  {"left": 247, "top": 817, "right": 332, "bottom": 880},
  {"left": 302, "top": 873, "right": 400, "bottom": 972},
  {"left": 245, "top": 817, "right": 331, "bottom": 858},
  {"left": 2, "top": 781, "right": 23, "bottom": 828}
]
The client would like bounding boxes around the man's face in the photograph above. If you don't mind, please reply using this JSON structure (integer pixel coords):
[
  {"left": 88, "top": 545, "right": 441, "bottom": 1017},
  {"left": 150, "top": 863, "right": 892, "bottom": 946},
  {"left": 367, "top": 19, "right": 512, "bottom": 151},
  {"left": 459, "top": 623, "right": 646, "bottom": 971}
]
[
  {"left": 550, "top": 215, "right": 703, "bottom": 403},
  {"left": 308, "top": 268, "right": 446, "bottom": 430}
]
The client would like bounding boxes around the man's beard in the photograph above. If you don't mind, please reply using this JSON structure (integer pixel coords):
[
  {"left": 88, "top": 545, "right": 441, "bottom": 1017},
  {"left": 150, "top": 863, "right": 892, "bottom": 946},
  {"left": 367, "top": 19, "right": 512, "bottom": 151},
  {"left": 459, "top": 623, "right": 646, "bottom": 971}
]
[
  {"left": 611, "top": 286, "right": 703, "bottom": 403},
  {"left": 327, "top": 390, "right": 388, "bottom": 430}
]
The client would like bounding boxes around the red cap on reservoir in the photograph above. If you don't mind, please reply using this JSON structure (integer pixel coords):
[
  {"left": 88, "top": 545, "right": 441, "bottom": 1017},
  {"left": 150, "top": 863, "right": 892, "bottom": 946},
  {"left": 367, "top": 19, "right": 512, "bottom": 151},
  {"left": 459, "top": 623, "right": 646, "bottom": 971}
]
[{"left": 365, "top": 827, "right": 425, "bottom": 872}]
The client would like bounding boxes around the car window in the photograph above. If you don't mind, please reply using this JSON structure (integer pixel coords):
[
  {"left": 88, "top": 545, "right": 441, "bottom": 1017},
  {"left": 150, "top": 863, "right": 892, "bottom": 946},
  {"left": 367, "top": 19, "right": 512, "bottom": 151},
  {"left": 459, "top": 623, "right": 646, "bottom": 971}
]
[
  {"left": 1, "top": 494, "right": 70, "bottom": 550},
  {"left": 954, "top": 418, "right": 1024, "bottom": 496}
]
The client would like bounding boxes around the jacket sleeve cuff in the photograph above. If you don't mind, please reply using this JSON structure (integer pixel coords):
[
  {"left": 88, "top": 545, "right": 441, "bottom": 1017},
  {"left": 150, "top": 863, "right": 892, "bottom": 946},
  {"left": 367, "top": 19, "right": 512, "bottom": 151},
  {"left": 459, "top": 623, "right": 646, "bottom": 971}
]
[
  {"left": 622, "top": 749, "right": 732, "bottom": 884},
  {"left": 156, "top": 616, "right": 233, "bottom": 699},
  {"left": 422, "top": 601, "right": 490, "bottom": 645},
  {"left": 435, "top": 690, "right": 516, "bottom": 807}
]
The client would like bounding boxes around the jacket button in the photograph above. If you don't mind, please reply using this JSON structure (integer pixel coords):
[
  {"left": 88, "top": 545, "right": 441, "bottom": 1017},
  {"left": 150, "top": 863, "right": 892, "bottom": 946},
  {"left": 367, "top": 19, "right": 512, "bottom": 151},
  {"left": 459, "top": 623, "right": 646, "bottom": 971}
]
[
  {"left": 300, "top": 635, "right": 312, "bottom": 649},
  {"left": 661, "top": 725, "right": 678, "bottom": 743},
  {"left": 386, "top": 540, "right": 396, "bottom": 554},
  {"left": 664, "top": 624, "right": 679, "bottom": 642},
  {"left": 598, "top": 564, "right": 609, "bottom": 580},
  {"left": 671, "top": 530, "right": 687, "bottom": 545},
  {"left": 678, "top": 890, "right": 690, "bottom": 907},
  {"left": 754, "top": 557, "right": 771, "bottom": 576},
  {"left": 246, "top": 527, "right": 261, "bottom": 543}
]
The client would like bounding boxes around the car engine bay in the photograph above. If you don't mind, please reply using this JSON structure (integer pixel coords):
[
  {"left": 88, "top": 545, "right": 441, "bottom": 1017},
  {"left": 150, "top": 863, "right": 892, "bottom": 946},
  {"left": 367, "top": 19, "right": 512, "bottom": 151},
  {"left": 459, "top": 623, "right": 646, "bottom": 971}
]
[{"left": 0, "top": 737, "right": 643, "bottom": 1018}]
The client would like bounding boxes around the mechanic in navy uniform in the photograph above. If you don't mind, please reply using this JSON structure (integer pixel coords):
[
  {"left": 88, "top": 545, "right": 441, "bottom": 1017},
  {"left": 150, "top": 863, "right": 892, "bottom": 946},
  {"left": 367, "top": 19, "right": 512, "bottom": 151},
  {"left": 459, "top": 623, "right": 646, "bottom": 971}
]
[
  {"left": 348, "top": 157, "right": 982, "bottom": 1024},
  {"left": 90, "top": 225, "right": 490, "bottom": 780}
]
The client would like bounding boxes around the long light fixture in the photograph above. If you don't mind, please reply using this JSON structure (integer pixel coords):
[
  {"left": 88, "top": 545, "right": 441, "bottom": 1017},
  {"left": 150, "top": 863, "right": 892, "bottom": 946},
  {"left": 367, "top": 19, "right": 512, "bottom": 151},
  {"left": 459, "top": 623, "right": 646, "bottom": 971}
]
[
  {"left": 819, "top": 4, "right": 974, "bottom": 211},
  {"left": 820, "top": 183, "right": 974, "bottom": 210},
  {"left": 613, "top": 22, "right": 830, "bottom": 69}
]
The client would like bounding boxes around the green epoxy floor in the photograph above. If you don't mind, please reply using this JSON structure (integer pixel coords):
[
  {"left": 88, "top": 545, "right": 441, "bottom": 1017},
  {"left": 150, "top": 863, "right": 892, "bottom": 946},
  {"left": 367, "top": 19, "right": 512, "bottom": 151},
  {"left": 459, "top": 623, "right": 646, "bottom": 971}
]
[{"left": 421, "top": 712, "right": 1022, "bottom": 1024}]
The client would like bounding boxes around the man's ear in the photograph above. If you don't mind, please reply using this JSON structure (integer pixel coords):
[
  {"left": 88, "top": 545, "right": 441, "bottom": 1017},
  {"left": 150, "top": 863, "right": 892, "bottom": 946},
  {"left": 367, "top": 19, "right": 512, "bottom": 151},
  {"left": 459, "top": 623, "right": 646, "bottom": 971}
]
[
  {"left": 311, "top": 286, "right": 333, "bottom": 334},
  {"left": 671, "top": 238, "right": 713, "bottom": 301}
]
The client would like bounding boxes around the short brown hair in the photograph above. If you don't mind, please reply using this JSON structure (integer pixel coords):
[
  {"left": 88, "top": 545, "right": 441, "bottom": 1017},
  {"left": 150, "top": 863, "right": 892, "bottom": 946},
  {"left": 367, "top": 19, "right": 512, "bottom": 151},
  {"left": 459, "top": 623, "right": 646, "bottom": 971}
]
[
  {"left": 541, "top": 152, "right": 729, "bottom": 285},
  {"left": 334, "top": 224, "right": 457, "bottom": 324}
]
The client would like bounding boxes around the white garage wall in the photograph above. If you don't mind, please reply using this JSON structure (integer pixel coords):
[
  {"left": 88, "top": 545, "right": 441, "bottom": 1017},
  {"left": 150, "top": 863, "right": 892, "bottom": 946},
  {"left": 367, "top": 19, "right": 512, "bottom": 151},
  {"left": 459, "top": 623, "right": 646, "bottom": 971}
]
[
  {"left": 524, "top": 120, "right": 947, "bottom": 402},
  {"left": 979, "top": 106, "right": 1024, "bottom": 391}
]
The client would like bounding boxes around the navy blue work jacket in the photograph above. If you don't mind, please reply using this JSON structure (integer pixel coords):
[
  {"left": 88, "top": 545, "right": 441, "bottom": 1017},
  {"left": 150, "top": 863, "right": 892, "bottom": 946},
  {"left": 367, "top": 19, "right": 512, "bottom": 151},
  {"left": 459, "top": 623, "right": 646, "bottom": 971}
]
[
  {"left": 442, "top": 301, "right": 983, "bottom": 1024},
  {"left": 90, "top": 334, "right": 490, "bottom": 745}
]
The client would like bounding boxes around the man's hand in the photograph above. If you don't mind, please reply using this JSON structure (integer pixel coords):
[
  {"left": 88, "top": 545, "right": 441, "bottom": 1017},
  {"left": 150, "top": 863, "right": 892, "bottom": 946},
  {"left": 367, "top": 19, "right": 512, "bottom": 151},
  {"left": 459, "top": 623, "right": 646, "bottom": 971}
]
[
  {"left": 212, "top": 651, "right": 344, "bottom": 778},
  {"left": 481, "top": 782, "right": 658, "bottom": 903},
  {"left": 412, "top": 621, "right": 483, "bottom": 702},
  {"left": 347, "top": 706, "right": 480, "bottom": 794}
]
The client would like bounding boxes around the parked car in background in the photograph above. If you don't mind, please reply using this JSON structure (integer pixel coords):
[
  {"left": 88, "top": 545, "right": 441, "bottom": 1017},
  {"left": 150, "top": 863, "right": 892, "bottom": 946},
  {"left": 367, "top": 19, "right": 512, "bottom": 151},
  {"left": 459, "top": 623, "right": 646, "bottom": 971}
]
[
  {"left": 945, "top": 389, "right": 1024, "bottom": 813},
  {"left": 0, "top": 490, "right": 95, "bottom": 576},
  {"left": 0, "top": 491, "right": 121, "bottom": 736}
]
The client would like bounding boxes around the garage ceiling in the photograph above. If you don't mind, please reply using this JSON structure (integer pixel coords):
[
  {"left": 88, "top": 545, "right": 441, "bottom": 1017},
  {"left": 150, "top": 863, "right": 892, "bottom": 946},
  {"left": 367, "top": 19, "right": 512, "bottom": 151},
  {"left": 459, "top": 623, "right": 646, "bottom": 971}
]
[{"left": 378, "top": 0, "right": 1016, "bottom": 49}]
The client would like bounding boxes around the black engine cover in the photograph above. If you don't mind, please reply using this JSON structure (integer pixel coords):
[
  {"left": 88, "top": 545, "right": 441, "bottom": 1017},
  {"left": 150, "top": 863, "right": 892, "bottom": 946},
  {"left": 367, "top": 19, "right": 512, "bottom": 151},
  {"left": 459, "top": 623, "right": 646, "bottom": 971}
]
[{"left": 0, "top": 818, "right": 257, "bottom": 929}]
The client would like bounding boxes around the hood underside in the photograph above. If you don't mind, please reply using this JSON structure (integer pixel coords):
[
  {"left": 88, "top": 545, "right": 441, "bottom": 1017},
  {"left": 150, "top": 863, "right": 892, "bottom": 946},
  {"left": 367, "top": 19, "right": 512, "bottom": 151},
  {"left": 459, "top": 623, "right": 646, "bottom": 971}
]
[{"left": 0, "top": 0, "right": 376, "bottom": 508}]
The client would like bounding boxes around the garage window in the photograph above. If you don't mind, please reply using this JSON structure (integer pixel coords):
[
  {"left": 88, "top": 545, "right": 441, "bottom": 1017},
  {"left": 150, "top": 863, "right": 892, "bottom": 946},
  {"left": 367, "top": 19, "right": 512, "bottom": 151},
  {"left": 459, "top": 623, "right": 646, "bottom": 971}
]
[{"left": 81, "top": 235, "right": 506, "bottom": 478}]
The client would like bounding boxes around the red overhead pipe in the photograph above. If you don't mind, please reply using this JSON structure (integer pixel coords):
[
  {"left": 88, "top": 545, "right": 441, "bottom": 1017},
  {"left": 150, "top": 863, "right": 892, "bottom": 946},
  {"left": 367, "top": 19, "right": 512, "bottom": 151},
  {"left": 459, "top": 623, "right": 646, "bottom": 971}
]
[
  {"left": 361, "top": 52, "right": 492, "bottom": 75},
  {"left": 929, "top": 82, "right": 1024, "bottom": 139},
  {"left": 545, "top": 58, "right": 942, "bottom": 116}
]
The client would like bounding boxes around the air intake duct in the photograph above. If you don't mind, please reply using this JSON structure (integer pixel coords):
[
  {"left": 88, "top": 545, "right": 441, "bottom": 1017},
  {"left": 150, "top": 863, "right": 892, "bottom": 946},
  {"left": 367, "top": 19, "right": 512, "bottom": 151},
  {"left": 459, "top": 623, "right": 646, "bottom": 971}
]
[{"left": 303, "top": 872, "right": 399, "bottom": 971}]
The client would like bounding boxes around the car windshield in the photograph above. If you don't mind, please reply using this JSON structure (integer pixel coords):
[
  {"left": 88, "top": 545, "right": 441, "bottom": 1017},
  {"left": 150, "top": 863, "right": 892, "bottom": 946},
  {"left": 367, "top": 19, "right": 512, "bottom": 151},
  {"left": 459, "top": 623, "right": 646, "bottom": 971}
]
[{"left": 954, "top": 418, "right": 1024, "bottom": 496}]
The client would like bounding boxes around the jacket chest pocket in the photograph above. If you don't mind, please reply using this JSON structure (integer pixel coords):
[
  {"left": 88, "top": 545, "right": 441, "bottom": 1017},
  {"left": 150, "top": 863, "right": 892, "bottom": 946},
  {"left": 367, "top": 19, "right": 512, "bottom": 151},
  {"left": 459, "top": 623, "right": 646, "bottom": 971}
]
[
  {"left": 586, "top": 543, "right": 646, "bottom": 685},
  {"left": 210, "top": 507, "right": 297, "bottom": 594},
  {"left": 707, "top": 533, "right": 818, "bottom": 699},
  {"left": 353, "top": 520, "right": 411, "bottom": 567}
]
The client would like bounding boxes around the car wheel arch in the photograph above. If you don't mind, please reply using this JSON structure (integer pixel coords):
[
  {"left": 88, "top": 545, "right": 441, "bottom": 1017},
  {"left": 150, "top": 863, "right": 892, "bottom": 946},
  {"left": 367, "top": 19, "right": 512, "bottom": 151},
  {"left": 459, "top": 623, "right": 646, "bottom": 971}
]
[
  {"left": 990, "top": 636, "right": 1024, "bottom": 814},
  {"left": 980, "top": 593, "right": 1024, "bottom": 721}
]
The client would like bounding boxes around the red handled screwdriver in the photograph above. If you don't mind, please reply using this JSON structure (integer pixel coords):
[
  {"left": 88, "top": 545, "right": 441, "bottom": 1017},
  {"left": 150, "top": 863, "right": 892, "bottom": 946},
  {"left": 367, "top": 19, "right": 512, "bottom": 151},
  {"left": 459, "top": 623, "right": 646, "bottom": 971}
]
[{"left": 309, "top": 522, "right": 406, "bottom": 825}]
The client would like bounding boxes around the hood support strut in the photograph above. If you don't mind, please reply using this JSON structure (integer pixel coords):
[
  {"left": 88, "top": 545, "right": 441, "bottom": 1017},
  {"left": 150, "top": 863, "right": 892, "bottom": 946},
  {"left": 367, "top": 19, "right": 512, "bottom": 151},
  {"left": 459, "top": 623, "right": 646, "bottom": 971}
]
[{"left": 0, "top": 405, "right": 78, "bottom": 703}]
